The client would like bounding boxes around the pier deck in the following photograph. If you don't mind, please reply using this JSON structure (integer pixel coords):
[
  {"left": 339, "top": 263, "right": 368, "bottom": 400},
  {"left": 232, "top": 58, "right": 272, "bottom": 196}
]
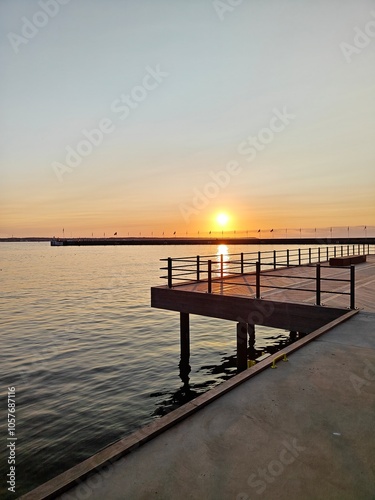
[{"left": 158, "top": 255, "right": 375, "bottom": 312}]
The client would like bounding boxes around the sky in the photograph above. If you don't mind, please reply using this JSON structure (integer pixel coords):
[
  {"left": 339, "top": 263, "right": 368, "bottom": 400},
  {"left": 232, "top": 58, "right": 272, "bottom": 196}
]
[{"left": 1, "top": 0, "right": 375, "bottom": 237}]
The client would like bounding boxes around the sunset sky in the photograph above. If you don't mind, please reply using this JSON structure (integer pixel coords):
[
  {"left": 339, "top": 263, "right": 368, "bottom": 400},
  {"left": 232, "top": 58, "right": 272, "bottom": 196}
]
[{"left": 1, "top": 0, "right": 374, "bottom": 237}]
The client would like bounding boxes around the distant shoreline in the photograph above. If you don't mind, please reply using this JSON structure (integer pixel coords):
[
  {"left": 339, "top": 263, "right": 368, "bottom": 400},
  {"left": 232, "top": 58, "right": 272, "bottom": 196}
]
[{"left": 1, "top": 237, "right": 374, "bottom": 246}]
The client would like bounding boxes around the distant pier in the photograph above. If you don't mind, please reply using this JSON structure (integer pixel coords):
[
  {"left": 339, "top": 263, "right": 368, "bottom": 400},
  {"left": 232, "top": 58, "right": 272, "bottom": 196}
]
[{"left": 50, "top": 236, "right": 375, "bottom": 246}]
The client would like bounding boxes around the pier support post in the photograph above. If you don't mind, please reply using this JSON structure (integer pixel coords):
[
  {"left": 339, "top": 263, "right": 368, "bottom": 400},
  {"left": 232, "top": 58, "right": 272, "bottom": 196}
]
[
  {"left": 247, "top": 323, "right": 256, "bottom": 359},
  {"left": 237, "top": 322, "right": 248, "bottom": 373},
  {"left": 247, "top": 323, "right": 255, "bottom": 347},
  {"left": 179, "top": 312, "right": 191, "bottom": 384}
]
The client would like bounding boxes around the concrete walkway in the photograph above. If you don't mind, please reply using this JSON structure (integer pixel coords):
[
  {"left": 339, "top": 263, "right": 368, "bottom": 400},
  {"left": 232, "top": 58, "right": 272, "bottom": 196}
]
[{"left": 57, "top": 312, "right": 375, "bottom": 500}]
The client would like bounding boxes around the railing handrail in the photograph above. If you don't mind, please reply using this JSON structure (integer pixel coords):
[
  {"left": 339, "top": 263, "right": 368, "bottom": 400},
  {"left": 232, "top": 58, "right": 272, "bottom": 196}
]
[
  {"left": 160, "top": 243, "right": 375, "bottom": 309},
  {"left": 162, "top": 244, "right": 373, "bottom": 273},
  {"left": 160, "top": 243, "right": 370, "bottom": 261}
]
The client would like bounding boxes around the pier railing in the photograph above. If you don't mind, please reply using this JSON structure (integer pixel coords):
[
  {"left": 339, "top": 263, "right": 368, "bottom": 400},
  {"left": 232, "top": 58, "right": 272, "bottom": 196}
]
[{"left": 160, "top": 243, "right": 374, "bottom": 309}]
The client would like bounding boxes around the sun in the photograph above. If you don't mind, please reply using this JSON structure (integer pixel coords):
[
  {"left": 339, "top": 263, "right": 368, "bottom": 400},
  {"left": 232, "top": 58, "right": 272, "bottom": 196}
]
[{"left": 216, "top": 212, "right": 229, "bottom": 227}]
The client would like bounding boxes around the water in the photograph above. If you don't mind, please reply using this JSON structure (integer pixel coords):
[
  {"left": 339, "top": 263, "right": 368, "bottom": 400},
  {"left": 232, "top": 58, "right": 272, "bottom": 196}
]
[{"left": 0, "top": 242, "right": 306, "bottom": 497}]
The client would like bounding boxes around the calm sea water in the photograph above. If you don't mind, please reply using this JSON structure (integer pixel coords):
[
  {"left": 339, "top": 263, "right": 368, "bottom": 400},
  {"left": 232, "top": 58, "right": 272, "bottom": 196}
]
[{"left": 1, "top": 242, "right": 310, "bottom": 497}]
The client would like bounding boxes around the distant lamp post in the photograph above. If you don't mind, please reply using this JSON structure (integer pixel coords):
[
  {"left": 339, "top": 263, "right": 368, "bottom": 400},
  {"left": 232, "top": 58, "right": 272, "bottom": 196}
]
[
  {"left": 330, "top": 227, "right": 332, "bottom": 239},
  {"left": 364, "top": 226, "right": 367, "bottom": 238},
  {"left": 347, "top": 226, "right": 350, "bottom": 238},
  {"left": 299, "top": 228, "right": 301, "bottom": 239}
]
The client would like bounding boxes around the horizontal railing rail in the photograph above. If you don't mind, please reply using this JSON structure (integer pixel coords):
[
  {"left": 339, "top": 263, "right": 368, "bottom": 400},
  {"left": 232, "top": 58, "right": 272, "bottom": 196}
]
[{"left": 160, "top": 243, "right": 374, "bottom": 309}]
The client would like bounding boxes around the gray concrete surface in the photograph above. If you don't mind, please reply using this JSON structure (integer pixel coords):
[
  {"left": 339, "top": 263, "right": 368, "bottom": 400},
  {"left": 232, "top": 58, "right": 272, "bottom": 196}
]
[{"left": 58, "top": 312, "right": 375, "bottom": 500}]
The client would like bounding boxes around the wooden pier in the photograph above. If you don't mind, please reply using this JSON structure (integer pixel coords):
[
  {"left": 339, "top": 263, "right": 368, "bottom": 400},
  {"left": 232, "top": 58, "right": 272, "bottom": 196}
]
[{"left": 152, "top": 244, "right": 374, "bottom": 373}]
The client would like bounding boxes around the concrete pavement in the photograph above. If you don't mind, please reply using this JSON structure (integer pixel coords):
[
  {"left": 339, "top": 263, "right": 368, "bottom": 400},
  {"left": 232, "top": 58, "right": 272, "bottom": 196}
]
[{"left": 56, "top": 311, "right": 375, "bottom": 500}]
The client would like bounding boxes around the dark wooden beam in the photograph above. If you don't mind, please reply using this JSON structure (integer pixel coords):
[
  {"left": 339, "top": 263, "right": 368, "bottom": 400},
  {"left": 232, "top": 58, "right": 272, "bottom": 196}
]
[{"left": 151, "top": 287, "right": 347, "bottom": 333}]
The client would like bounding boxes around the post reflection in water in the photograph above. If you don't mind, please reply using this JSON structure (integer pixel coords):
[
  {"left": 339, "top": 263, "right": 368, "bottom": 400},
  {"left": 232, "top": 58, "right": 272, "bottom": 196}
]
[
  {"left": 215, "top": 244, "right": 230, "bottom": 279},
  {"left": 179, "top": 357, "right": 191, "bottom": 386}
]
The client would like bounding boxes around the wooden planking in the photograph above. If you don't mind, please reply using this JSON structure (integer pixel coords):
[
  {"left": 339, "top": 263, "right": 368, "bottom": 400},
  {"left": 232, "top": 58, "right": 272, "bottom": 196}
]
[{"left": 151, "top": 287, "right": 348, "bottom": 333}]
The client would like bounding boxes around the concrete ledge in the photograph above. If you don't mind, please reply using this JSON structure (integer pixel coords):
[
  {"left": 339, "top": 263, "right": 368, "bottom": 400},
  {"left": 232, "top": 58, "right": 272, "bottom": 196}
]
[
  {"left": 329, "top": 255, "right": 366, "bottom": 266},
  {"left": 20, "top": 309, "right": 357, "bottom": 500}
]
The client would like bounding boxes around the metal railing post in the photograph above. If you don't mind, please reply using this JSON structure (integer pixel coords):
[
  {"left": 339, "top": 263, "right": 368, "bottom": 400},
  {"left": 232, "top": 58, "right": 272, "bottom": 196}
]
[
  {"left": 309, "top": 248, "right": 311, "bottom": 264},
  {"left": 256, "top": 261, "right": 261, "bottom": 299},
  {"left": 167, "top": 258, "right": 172, "bottom": 288},
  {"left": 341, "top": 245, "right": 343, "bottom": 257},
  {"left": 258, "top": 251, "right": 261, "bottom": 265},
  {"left": 273, "top": 250, "right": 276, "bottom": 269},
  {"left": 241, "top": 253, "right": 244, "bottom": 274},
  {"left": 208, "top": 260, "right": 212, "bottom": 293},
  {"left": 220, "top": 253, "right": 224, "bottom": 279},
  {"left": 298, "top": 248, "right": 301, "bottom": 266},
  {"left": 197, "top": 255, "right": 200, "bottom": 281},
  {"left": 316, "top": 264, "right": 321, "bottom": 306},
  {"left": 326, "top": 247, "right": 329, "bottom": 261},
  {"left": 318, "top": 247, "right": 320, "bottom": 262},
  {"left": 334, "top": 246, "right": 337, "bottom": 257},
  {"left": 287, "top": 249, "right": 289, "bottom": 267},
  {"left": 350, "top": 265, "right": 355, "bottom": 309}
]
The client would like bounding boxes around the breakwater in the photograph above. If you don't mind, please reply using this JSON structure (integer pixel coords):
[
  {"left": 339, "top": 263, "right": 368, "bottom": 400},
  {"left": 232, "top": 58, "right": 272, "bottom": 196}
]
[{"left": 50, "top": 237, "right": 375, "bottom": 246}]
